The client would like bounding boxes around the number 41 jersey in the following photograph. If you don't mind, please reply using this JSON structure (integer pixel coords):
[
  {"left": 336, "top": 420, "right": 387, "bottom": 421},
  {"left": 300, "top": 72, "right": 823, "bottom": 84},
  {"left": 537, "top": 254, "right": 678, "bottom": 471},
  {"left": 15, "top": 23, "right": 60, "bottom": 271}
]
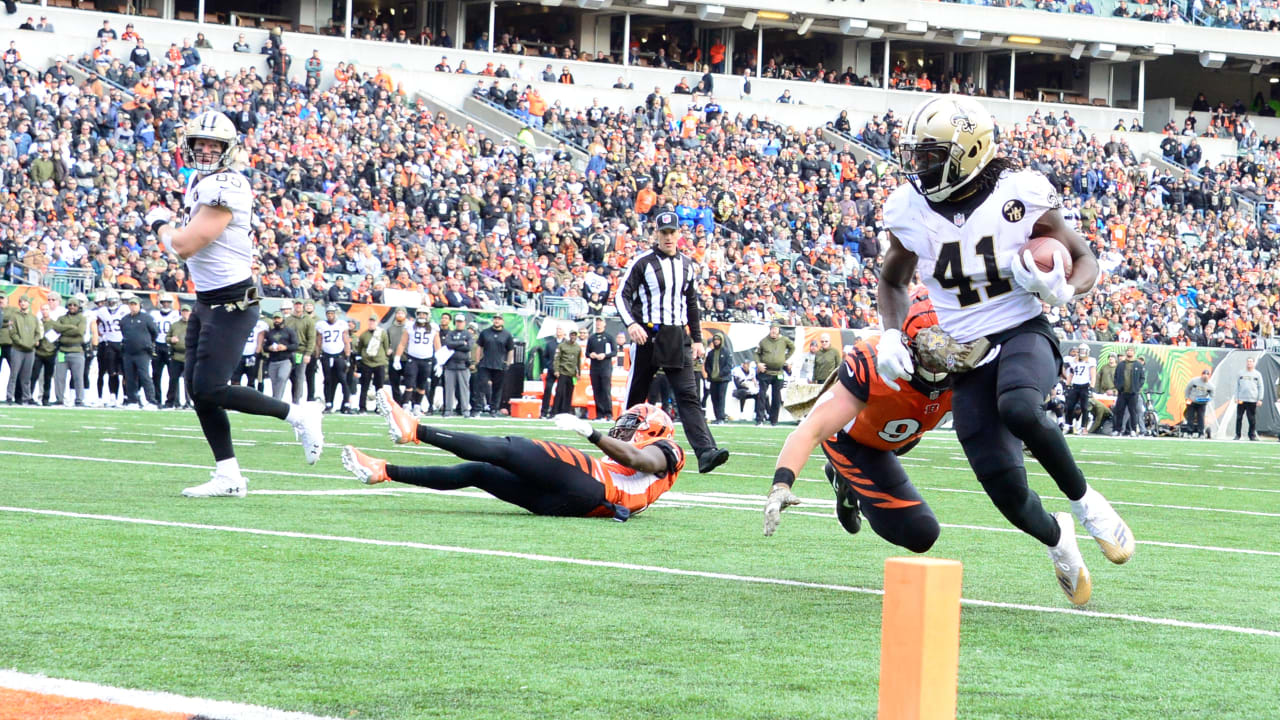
[{"left": 884, "top": 169, "right": 1061, "bottom": 343}]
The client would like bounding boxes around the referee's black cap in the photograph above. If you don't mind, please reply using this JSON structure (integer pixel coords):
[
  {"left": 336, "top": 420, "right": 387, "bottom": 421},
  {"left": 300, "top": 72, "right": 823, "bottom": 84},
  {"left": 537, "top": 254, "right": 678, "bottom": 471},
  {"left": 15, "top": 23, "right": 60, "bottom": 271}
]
[{"left": 654, "top": 211, "right": 679, "bottom": 231}]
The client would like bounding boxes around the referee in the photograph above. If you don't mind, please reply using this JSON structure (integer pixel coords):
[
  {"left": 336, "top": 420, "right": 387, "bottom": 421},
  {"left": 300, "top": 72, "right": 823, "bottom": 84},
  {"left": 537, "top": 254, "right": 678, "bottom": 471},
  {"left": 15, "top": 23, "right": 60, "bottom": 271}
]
[{"left": 616, "top": 211, "right": 729, "bottom": 473}]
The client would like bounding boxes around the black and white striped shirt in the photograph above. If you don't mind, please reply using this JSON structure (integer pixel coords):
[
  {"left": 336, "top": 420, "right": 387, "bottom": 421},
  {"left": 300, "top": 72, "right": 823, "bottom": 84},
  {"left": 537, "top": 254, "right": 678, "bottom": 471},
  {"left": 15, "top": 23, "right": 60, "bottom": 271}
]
[{"left": 615, "top": 249, "right": 702, "bottom": 338}]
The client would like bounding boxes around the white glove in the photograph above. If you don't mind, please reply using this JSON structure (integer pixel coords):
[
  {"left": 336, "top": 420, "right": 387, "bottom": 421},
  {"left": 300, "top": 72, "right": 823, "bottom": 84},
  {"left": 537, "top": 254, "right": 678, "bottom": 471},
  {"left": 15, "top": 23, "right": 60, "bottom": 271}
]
[
  {"left": 763, "top": 483, "right": 801, "bottom": 537},
  {"left": 1011, "top": 250, "right": 1073, "bottom": 307},
  {"left": 875, "top": 328, "right": 914, "bottom": 392},
  {"left": 144, "top": 206, "right": 173, "bottom": 231},
  {"left": 554, "top": 413, "right": 593, "bottom": 438},
  {"left": 393, "top": 357, "right": 402, "bottom": 371}
]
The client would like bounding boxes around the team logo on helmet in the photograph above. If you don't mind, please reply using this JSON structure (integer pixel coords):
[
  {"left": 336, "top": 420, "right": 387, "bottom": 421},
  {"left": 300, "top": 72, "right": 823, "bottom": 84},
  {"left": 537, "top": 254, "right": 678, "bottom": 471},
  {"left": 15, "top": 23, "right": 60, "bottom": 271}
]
[{"left": 950, "top": 113, "right": 976, "bottom": 134}]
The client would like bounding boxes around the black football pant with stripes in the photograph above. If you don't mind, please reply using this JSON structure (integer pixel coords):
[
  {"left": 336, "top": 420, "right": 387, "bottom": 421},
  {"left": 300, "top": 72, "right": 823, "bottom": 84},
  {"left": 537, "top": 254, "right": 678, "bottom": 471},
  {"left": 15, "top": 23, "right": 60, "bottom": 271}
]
[
  {"left": 822, "top": 435, "right": 939, "bottom": 553},
  {"left": 387, "top": 426, "right": 606, "bottom": 516},
  {"left": 624, "top": 340, "right": 715, "bottom": 457},
  {"left": 185, "top": 302, "right": 291, "bottom": 462}
]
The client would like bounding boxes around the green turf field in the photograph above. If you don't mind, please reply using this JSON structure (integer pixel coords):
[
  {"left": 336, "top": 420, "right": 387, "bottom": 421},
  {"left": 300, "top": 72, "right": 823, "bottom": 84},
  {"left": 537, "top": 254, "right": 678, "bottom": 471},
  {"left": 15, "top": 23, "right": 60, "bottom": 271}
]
[{"left": 0, "top": 407, "right": 1277, "bottom": 719}]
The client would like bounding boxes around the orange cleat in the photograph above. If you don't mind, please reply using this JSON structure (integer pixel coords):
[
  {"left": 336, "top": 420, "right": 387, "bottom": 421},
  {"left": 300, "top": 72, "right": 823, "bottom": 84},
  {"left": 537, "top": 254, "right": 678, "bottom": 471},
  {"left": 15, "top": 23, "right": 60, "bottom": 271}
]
[
  {"left": 376, "top": 387, "right": 419, "bottom": 445},
  {"left": 342, "top": 445, "right": 389, "bottom": 485}
]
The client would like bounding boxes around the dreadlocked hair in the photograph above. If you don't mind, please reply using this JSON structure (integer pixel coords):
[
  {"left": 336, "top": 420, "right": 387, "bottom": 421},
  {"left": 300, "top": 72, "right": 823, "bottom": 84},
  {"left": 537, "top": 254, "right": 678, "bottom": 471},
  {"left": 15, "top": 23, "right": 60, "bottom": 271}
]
[{"left": 964, "top": 156, "right": 1023, "bottom": 198}]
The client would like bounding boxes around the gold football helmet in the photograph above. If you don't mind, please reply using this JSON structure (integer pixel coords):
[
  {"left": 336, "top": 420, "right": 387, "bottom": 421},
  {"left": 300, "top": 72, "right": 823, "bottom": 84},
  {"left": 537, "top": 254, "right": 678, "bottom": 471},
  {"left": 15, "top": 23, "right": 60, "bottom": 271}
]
[{"left": 898, "top": 95, "right": 997, "bottom": 202}]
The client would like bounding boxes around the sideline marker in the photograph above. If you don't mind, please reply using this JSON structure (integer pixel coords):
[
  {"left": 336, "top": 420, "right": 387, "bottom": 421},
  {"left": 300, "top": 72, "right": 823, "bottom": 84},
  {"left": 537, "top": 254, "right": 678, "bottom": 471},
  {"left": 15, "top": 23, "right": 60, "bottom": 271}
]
[{"left": 877, "top": 557, "right": 963, "bottom": 720}]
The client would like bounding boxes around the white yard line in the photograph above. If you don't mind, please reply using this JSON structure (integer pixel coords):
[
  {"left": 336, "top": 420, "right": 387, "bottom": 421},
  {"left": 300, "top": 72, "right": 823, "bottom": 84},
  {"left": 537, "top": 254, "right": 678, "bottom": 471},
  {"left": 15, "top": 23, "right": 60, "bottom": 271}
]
[
  {"left": 0, "top": 669, "right": 342, "bottom": 720},
  {"left": 2, "top": 505, "right": 1276, "bottom": 639}
]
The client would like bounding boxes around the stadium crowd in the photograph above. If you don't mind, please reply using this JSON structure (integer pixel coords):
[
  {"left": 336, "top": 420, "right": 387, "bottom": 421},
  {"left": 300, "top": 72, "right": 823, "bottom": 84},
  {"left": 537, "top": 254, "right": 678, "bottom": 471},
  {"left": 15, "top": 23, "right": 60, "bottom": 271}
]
[
  {"left": 3, "top": 18, "right": 1280, "bottom": 408},
  {"left": 942, "top": 0, "right": 1280, "bottom": 30}
]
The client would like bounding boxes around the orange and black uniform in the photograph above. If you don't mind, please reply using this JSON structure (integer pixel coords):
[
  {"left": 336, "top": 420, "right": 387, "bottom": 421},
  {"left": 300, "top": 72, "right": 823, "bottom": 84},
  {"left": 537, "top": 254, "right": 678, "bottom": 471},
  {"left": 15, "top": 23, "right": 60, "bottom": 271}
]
[
  {"left": 385, "top": 426, "right": 682, "bottom": 520},
  {"left": 822, "top": 337, "right": 949, "bottom": 552}
]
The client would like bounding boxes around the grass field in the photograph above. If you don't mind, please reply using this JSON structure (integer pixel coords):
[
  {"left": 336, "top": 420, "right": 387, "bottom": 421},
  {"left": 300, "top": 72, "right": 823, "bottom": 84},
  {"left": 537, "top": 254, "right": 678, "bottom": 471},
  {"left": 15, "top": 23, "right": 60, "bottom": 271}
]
[{"left": 1, "top": 406, "right": 1277, "bottom": 720}]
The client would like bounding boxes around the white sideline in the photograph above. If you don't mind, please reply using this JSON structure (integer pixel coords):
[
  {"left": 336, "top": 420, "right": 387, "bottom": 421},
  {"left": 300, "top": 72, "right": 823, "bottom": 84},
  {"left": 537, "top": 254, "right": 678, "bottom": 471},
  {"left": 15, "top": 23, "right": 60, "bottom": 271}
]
[
  {"left": 0, "top": 668, "right": 342, "bottom": 720},
  {"left": 2, "top": 505, "right": 1278, "bottom": 640}
]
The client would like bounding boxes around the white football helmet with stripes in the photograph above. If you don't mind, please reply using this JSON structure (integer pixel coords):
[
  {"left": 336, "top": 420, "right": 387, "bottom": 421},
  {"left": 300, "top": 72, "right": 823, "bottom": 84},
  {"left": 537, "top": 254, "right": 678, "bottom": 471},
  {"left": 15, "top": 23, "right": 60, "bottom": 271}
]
[{"left": 182, "top": 111, "right": 238, "bottom": 173}]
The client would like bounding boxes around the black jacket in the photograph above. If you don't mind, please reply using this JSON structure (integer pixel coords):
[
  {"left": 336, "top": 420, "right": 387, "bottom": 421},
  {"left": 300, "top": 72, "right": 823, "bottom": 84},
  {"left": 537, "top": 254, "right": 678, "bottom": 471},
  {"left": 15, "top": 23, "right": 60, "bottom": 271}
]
[
  {"left": 585, "top": 331, "right": 615, "bottom": 373},
  {"left": 120, "top": 311, "right": 158, "bottom": 355},
  {"left": 703, "top": 343, "right": 733, "bottom": 382},
  {"left": 1115, "top": 359, "right": 1146, "bottom": 394},
  {"left": 264, "top": 325, "right": 299, "bottom": 363}
]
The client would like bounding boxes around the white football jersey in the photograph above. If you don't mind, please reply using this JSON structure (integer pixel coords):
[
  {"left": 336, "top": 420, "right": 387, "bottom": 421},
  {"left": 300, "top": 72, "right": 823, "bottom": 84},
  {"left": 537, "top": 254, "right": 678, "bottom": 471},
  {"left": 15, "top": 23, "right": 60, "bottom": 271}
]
[
  {"left": 316, "top": 319, "right": 347, "bottom": 355},
  {"left": 150, "top": 308, "right": 181, "bottom": 344},
  {"left": 1066, "top": 356, "right": 1096, "bottom": 385},
  {"left": 405, "top": 322, "right": 436, "bottom": 360},
  {"left": 183, "top": 170, "right": 254, "bottom": 292},
  {"left": 243, "top": 319, "right": 267, "bottom": 356},
  {"left": 885, "top": 169, "right": 1061, "bottom": 343},
  {"left": 95, "top": 304, "right": 127, "bottom": 342}
]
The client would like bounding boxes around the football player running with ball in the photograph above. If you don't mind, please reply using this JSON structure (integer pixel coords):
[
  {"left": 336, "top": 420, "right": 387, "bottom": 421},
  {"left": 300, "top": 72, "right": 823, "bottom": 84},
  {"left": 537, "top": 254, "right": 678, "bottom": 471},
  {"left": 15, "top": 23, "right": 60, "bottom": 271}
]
[
  {"left": 764, "top": 297, "right": 952, "bottom": 553},
  {"left": 341, "top": 389, "right": 685, "bottom": 520},
  {"left": 877, "top": 96, "right": 1133, "bottom": 605},
  {"left": 146, "top": 111, "right": 324, "bottom": 498}
]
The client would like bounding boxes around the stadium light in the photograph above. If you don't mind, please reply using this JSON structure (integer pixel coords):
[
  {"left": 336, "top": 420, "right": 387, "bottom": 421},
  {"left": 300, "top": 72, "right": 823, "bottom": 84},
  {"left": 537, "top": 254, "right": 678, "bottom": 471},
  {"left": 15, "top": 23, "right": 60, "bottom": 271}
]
[
  {"left": 904, "top": 19, "right": 927, "bottom": 33},
  {"left": 864, "top": 26, "right": 884, "bottom": 39},
  {"left": 1069, "top": 43, "right": 1085, "bottom": 60},
  {"left": 1250, "top": 60, "right": 1266, "bottom": 75},
  {"left": 1152, "top": 43, "right": 1174, "bottom": 55},
  {"left": 540, "top": 0, "right": 563, "bottom": 6},
  {"left": 757, "top": 10, "right": 789, "bottom": 20},
  {"left": 1007, "top": 35, "right": 1041, "bottom": 45},
  {"left": 741, "top": 11, "right": 757, "bottom": 29},
  {"left": 642, "top": 0, "right": 669, "bottom": 5},
  {"left": 953, "top": 30, "right": 980, "bottom": 46},
  {"left": 1271, "top": 77, "right": 1279, "bottom": 84},
  {"left": 1088, "top": 42, "right": 1117, "bottom": 59},
  {"left": 796, "top": 17, "right": 813, "bottom": 35}
]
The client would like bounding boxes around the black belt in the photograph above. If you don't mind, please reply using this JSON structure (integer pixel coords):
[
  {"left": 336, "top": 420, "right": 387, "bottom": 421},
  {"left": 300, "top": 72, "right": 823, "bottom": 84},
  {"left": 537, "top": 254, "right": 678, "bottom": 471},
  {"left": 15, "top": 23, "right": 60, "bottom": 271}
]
[{"left": 207, "top": 286, "right": 260, "bottom": 312}]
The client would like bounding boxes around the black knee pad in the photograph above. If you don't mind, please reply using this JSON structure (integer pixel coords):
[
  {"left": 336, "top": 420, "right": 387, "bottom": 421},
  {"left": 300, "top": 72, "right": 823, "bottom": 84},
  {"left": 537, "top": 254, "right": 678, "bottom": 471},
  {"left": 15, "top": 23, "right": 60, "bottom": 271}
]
[{"left": 997, "top": 387, "right": 1049, "bottom": 436}]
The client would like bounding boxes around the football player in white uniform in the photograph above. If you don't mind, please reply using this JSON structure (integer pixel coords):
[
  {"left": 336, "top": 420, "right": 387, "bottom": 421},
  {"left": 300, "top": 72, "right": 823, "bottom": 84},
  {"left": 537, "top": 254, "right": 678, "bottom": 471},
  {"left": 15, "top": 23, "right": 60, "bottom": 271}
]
[
  {"left": 93, "top": 289, "right": 128, "bottom": 406},
  {"left": 145, "top": 110, "right": 324, "bottom": 498},
  {"left": 150, "top": 293, "right": 182, "bottom": 407},
  {"left": 1063, "top": 343, "right": 1096, "bottom": 434},
  {"left": 876, "top": 96, "right": 1133, "bottom": 605}
]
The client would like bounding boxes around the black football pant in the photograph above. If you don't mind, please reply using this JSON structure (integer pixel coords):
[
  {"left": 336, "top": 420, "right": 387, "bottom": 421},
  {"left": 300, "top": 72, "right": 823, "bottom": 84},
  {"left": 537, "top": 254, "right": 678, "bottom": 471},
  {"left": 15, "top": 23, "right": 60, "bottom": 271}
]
[
  {"left": 97, "top": 341, "right": 122, "bottom": 402},
  {"left": 1236, "top": 401, "right": 1259, "bottom": 439},
  {"left": 387, "top": 426, "right": 606, "bottom": 516},
  {"left": 305, "top": 356, "right": 318, "bottom": 402},
  {"left": 822, "top": 435, "right": 939, "bottom": 553},
  {"left": 540, "top": 370, "right": 557, "bottom": 418},
  {"left": 168, "top": 358, "right": 186, "bottom": 406},
  {"left": 31, "top": 353, "right": 55, "bottom": 404},
  {"left": 590, "top": 368, "right": 612, "bottom": 419},
  {"left": 185, "top": 302, "right": 291, "bottom": 462},
  {"left": 624, "top": 340, "right": 715, "bottom": 457},
  {"left": 951, "top": 331, "right": 1087, "bottom": 548},
  {"left": 400, "top": 357, "right": 432, "bottom": 410},
  {"left": 553, "top": 374, "right": 576, "bottom": 415},
  {"left": 1064, "top": 384, "right": 1091, "bottom": 428},
  {"left": 708, "top": 379, "right": 728, "bottom": 422},
  {"left": 321, "top": 353, "right": 348, "bottom": 409},
  {"left": 123, "top": 351, "right": 157, "bottom": 405},
  {"left": 1184, "top": 402, "right": 1206, "bottom": 436},
  {"left": 151, "top": 344, "right": 172, "bottom": 405},
  {"left": 358, "top": 364, "right": 385, "bottom": 412}
]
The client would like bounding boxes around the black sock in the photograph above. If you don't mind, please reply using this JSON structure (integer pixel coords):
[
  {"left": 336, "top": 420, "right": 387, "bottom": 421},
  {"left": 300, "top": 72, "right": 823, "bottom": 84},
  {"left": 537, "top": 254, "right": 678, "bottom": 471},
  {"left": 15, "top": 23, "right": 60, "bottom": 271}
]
[
  {"left": 978, "top": 468, "right": 1061, "bottom": 547},
  {"left": 998, "top": 387, "right": 1087, "bottom": 501},
  {"left": 415, "top": 424, "right": 510, "bottom": 465}
]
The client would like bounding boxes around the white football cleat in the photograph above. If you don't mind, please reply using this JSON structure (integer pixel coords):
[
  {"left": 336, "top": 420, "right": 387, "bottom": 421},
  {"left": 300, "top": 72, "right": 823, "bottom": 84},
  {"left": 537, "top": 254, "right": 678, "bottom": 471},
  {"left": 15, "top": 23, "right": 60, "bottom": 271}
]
[
  {"left": 182, "top": 470, "right": 247, "bottom": 498},
  {"left": 1071, "top": 488, "right": 1135, "bottom": 564},
  {"left": 290, "top": 402, "right": 325, "bottom": 464},
  {"left": 342, "top": 445, "right": 389, "bottom": 484},
  {"left": 1048, "top": 512, "right": 1092, "bottom": 606}
]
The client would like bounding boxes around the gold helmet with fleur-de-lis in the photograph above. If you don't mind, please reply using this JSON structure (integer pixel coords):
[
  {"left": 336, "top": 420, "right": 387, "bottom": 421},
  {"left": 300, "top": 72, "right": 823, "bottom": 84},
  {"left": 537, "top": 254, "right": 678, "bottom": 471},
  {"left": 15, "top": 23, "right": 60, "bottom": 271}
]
[{"left": 898, "top": 95, "right": 997, "bottom": 202}]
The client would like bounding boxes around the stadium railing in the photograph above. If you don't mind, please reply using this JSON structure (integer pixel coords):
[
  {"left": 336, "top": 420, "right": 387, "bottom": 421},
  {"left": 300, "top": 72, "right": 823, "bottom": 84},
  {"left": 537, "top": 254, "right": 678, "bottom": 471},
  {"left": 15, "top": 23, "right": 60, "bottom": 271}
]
[{"left": 42, "top": 268, "right": 97, "bottom": 297}]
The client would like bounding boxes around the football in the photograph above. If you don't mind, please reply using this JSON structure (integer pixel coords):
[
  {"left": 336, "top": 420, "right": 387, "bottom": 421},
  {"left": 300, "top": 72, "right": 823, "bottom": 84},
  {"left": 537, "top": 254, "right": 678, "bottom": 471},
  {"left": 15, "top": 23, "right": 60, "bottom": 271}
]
[{"left": 1019, "top": 236, "right": 1073, "bottom": 277}]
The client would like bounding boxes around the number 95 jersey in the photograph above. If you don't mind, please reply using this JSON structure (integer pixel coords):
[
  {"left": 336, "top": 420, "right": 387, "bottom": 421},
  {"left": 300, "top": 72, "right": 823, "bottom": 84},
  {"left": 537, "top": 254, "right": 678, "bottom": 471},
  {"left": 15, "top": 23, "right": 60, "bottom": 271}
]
[
  {"left": 837, "top": 337, "right": 951, "bottom": 453},
  {"left": 884, "top": 169, "right": 1061, "bottom": 343},
  {"left": 182, "top": 170, "right": 254, "bottom": 292}
]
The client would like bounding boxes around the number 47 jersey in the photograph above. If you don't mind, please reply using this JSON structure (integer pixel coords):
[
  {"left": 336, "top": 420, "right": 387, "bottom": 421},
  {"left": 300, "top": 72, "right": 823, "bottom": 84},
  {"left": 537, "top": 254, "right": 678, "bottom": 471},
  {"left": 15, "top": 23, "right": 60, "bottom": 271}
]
[
  {"left": 837, "top": 337, "right": 951, "bottom": 453},
  {"left": 884, "top": 169, "right": 1061, "bottom": 343}
]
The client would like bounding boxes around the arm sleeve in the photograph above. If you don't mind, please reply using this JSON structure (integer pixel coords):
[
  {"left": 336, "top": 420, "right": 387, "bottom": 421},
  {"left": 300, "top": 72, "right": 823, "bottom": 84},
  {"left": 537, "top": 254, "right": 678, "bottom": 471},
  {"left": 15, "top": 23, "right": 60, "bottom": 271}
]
[
  {"left": 654, "top": 439, "right": 684, "bottom": 477},
  {"left": 614, "top": 255, "right": 645, "bottom": 327}
]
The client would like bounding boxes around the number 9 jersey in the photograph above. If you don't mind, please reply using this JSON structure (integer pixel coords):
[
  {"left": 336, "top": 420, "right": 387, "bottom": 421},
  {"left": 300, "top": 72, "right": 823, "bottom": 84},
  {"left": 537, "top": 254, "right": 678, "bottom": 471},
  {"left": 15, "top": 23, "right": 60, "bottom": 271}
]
[
  {"left": 884, "top": 168, "right": 1061, "bottom": 343},
  {"left": 836, "top": 336, "right": 952, "bottom": 453},
  {"left": 183, "top": 170, "right": 255, "bottom": 292}
]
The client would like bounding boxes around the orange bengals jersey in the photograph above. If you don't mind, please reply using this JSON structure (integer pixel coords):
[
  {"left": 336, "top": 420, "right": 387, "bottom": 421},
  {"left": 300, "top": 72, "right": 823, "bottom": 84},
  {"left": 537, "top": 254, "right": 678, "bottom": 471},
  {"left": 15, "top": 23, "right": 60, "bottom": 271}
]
[
  {"left": 837, "top": 337, "right": 952, "bottom": 452},
  {"left": 588, "top": 439, "right": 685, "bottom": 515}
]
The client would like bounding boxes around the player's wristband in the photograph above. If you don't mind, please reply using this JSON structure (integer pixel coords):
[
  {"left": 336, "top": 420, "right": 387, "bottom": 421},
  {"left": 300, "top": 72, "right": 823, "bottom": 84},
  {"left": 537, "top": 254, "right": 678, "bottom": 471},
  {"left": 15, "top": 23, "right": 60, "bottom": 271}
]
[
  {"left": 772, "top": 467, "right": 796, "bottom": 488},
  {"left": 587, "top": 429, "right": 602, "bottom": 444}
]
